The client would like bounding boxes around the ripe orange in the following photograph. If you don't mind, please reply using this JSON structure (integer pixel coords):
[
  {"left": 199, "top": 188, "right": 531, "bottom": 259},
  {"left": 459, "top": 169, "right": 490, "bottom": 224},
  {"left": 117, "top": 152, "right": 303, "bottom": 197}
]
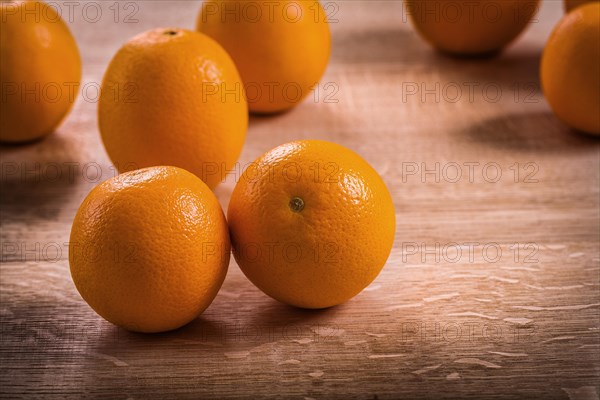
[
  {"left": 406, "top": 0, "right": 540, "bottom": 55},
  {"left": 98, "top": 28, "right": 248, "bottom": 189},
  {"left": 0, "top": 0, "right": 81, "bottom": 142},
  {"left": 541, "top": 2, "right": 600, "bottom": 135},
  {"left": 227, "top": 140, "right": 396, "bottom": 309},
  {"left": 197, "top": 0, "right": 331, "bottom": 113},
  {"left": 69, "top": 166, "right": 230, "bottom": 333},
  {"left": 564, "top": 0, "right": 597, "bottom": 12}
]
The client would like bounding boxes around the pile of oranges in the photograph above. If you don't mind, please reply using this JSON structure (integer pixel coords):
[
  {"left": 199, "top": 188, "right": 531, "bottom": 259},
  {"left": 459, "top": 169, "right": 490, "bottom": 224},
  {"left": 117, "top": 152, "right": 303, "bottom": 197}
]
[{"left": 1, "top": 0, "right": 598, "bottom": 333}]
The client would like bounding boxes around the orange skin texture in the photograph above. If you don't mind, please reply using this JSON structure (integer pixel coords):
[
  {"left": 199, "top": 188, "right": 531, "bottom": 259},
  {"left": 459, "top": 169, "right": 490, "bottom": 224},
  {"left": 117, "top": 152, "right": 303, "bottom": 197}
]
[
  {"left": 564, "top": 0, "right": 598, "bottom": 12},
  {"left": 197, "top": 0, "right": 331, "bottom": 113},
  {"left": 0, "top": 0, "right": 81, "bottom": 142},
  {"left": 98, "top": 28, "right": 248, "bottom": 189},
  {"left": 407, "top": 0, "right": 540, "bottom": 55},
  {"left": 69, "top": 166, "right": 231, "bottom": 333},
  {"left": 227, "top": 140, "right": 396, "bottom": 309},
  {"left": 541, "top": 3, "right": 600, "bottom": 135}
]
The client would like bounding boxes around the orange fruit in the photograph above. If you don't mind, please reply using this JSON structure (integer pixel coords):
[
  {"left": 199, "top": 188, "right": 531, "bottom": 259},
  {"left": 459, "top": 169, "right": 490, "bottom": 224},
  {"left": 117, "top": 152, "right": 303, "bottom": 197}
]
[
  {"left": 406, "top": 0, "right": 539, "bottom": 55},
  {"left": 564, "top": 0, "right": 597, "bottom": 12},
  {"left": 98, "top": 28, "right": 248, "bottom": 189},
  {"left": 0, "top": 0, "right": 81, "bottom": 142},
  {"left": 69, "top": 166, "right": 230, "bottom": 333},
  {"left": 197, "top": 0, "right": 331, "bottom": 113},
  {"left": 227, "top": 140, "right": 396, "bottom": 309},
  {"left": 541, "top": 2, "right": 600, "bottom": 135}
]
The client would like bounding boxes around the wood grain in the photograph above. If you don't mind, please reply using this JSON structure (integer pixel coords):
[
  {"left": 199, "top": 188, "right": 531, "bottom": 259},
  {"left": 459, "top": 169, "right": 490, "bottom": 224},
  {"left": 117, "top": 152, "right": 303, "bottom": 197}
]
[{"left": 1, "top": 1, "right": 599, "bottom": 399}]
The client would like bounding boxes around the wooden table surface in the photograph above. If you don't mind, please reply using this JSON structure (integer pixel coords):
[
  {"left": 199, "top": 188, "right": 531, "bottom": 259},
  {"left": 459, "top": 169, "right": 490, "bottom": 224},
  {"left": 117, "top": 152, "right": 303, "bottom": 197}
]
[{"left": 1, "top": 1, "right": 599, "bottom": 398}]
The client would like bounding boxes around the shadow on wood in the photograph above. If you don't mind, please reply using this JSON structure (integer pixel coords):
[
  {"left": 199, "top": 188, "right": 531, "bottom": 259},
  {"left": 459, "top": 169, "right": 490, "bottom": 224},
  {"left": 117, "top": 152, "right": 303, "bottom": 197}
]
[
  {"left": 0, "top": 132, "right": 82, "bottom": 219},
  {"left": 459, "top": 111, "right": 599, "bottom": 153}
]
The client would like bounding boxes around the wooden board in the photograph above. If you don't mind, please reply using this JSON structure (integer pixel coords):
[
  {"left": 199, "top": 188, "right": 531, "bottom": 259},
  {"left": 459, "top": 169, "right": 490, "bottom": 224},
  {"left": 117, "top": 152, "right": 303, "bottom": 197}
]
[{"left": 1, "top": 1, "right": 599, "bottom": 398}]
